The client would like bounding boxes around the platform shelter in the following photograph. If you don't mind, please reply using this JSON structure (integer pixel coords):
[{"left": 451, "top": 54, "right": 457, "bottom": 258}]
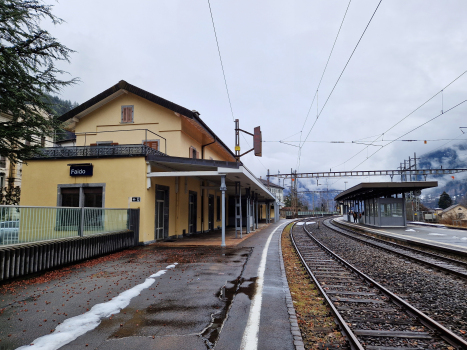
[{"left": 335, "top": 181, "right": 437, "bottom": 227}]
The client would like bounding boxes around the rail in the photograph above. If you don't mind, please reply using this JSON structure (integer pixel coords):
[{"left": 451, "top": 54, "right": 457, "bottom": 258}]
[
  {"left": 290, "top": 221, "right": 364, "bottom": 350},
  {"left": 299, "top": 219, "right": 467, "bottom": 349},
  {"left": 328, "top": 219, "right": 467, "bottom": 279},
  {"left": 0, "top": 205, "right": 129, "bottom": 245},
  {"left": 27, "top": 144, "right": 167, "bottom": 160}
]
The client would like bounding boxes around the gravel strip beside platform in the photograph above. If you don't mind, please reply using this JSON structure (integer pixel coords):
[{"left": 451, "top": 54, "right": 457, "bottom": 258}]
[{"left": 279, "top": 224, "right": 306, "bottom": 350}]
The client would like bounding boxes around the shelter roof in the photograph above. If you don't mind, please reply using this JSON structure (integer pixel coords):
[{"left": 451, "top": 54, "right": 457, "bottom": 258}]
[{"left": 334, "top": 181, "right": 438, "bottom": 201}]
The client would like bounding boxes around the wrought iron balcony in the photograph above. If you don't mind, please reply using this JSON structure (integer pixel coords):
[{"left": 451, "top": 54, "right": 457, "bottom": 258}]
[{"left": 28, "top": 144, "right": 167, "bottom": 160}]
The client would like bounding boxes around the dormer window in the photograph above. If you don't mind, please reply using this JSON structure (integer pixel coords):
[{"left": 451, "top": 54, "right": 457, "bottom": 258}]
[{"left": 121, "top": 105, "right": 134, "bottom": 123}]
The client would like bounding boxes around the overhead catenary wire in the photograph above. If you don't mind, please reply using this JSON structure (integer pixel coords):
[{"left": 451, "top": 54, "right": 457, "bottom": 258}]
[
  {"left": 266, "top": 138, "right": 466, "bottom": 144},
  {"left": 300, "top": 0, "right": 383, "bottom": 149},
  {"left": 207, "top": 0, "right": 235, "bottom": 122},
  {"left": 298, "top": 0, "right": 352, "bottom": 140},
  {"left": 351, "top": 98, "right": 467, "bottom": 170},
  {"left": 329, "top": 69, "right": 467, "bottom": 171},
  {"left": 296, "top": 0, "right": 352, "bottom": 171},
  {"left": 418, "top": 134, "right": 467, "bottom": 159},
  {"left": 206, "top": 1, "right": 267, "bottom": 171}
]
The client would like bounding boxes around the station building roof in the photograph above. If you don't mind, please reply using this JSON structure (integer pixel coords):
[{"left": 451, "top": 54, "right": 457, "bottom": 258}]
[
  {"left": 334, "top": 181, "right": 438, "bottom": 201},
  {"left": 58, "top": 80, "right": 236, "bottom": 161}
]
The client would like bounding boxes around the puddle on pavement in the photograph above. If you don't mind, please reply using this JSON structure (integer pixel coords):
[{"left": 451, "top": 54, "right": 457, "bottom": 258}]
[
  {"left": 107, "top": 305, "right": 204, "bottom": 339},
  {"left": 101, "top": 247, "right": 253, "bottom": 349},
  {"left": 200, "top": 249, "right": 254, "bottom": 349}
]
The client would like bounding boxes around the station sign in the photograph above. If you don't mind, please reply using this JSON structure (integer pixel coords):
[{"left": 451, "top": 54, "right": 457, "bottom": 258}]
[
  {"left": 131, "top": 197, "right": 141, "bottom": 202},
  {"left": 70, "top": 164, "right": 93, "bottom": 177}
]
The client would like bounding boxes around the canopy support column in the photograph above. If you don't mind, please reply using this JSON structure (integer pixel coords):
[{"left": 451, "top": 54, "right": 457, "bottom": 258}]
[
  {"left": 246, "top": 188, "right": 250, "bottom": 234},
  {"left": 235, "top": 182, "right": 242, "bottom": 239},
  {"left": 220, "top": 175, "right": 227, "bottom": 247},
  {"left": 255, "top": 193, "right": 259, "bottom": 229}
]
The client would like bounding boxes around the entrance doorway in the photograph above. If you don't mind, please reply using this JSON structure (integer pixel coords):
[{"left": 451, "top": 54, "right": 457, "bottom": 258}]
[
  {"left": 188, "top": 191, "right": 197, "bottom": 234},
  {"left": 208, "top": 194, "right": 214, "bottom": 231},
  {"left": 155, "top": 185, "right": 169, "bottom": 240}
]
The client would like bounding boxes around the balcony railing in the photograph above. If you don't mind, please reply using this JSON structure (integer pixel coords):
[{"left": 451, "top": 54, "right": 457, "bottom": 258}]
[{"left": 28, "top": 144, "right": 167, "bottom": 160}]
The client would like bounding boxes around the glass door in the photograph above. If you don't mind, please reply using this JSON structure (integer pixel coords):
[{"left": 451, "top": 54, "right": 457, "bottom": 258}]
[
  {"left": 155, "top": 188, "right": 167, "bottom": 240},
  {"left": 208, "top": 195, "right": 214, "bottom": 231},
  {"left": 188, "top": 191, "right": 197, "bottom": 234}
]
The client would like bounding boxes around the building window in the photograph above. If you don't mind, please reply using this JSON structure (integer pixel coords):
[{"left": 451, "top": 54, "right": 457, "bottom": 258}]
[
  {"left": 121, "top": 105, "right": 134, "bottom": 123},
  {"left": 58, "top": 184, "right": 105, "bottom": 208},
  {"left": 189, "top": 146, "right": 199, "bottom": 159},
  {"left": 90, "top": 141, "right": 119, "bottom": 146},
  {"left": 61, "top": 188, "right": 80, "bottom": 207},
  {"left": 58, "top": 186, "right": 104, "bottom": 230},
  {"left": 0, "top": 174, "right": 4, "bottom": 188},
  {"left": 0, "top": 156, "right": 5, "bottom": 169},
  {"left": 144, "top": 140, "right": 159, "bottom": 151}
]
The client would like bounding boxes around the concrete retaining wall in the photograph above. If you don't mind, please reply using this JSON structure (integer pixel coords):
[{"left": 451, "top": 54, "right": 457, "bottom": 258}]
[{"left": 0, "top": 230, "right": 135, "bottom": 283}]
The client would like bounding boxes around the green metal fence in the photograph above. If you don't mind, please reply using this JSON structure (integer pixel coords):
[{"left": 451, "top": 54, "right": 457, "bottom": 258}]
[{"left": 0, "top": 205, "right": 129, "bottom": 245}]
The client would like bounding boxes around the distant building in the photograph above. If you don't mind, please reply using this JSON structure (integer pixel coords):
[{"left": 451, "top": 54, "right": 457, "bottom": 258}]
[
  {"left": 0, "top": 111, "right": 54, "bottom": 190},
  {"left": 259, "top": 178, "right": 284, "bottom": 206},
  {"left": 54, "top": 131, "right": 76, "bottom": 147},
  {"left": 439, "top": 204, "right": 467, "bottom": 220}
]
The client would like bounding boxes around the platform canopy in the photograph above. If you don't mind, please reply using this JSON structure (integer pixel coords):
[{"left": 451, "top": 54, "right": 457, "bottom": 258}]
[
  {"left": 146, "top": 154, "right": 276, "bottom": 202},
  {"left": 335, "top": 181, "right": 438, "bottom": 201}
]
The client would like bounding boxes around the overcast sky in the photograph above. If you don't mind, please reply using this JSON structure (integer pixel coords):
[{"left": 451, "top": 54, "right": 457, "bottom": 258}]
[{"left": 44, "top": 0, "right": 467, "bottom": 191}]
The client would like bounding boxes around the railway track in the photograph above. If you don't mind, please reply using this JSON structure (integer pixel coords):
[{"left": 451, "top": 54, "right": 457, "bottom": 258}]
[
  {"left": 326, "top": 219, "right": 467, "bottom": 279},
  {"left": 291, "top": 219, "right": 467, "bottom": 349}
]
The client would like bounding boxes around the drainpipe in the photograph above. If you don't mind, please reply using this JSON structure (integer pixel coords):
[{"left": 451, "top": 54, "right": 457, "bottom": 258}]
[
  {"left": 201, "top": 181, "right": 204, "bottom": 233},
  {"left": 201, "top": 137, "right": 217, "bottom": 159}
]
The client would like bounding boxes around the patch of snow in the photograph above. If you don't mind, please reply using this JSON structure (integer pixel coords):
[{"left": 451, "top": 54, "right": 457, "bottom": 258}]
[
  {"left": 405, "top": 229, "right": 416, "bottom": 232},
  {"left": 461, "top": 237, "right": 467, "bottom": 241},
  {"left": 295, "top": 222, "right": 305, "bottom": 226},
  {"left": 306, "top": 222, "right": 316, "bottom": 225},
  {"left": 17, "top": 263, "right": 178, "bottom": 350},
  {"left": 428, "top": 233, "right": 446, "bottom": 236}
]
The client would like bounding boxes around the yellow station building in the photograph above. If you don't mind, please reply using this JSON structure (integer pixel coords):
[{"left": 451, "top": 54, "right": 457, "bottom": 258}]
[{"left": 20, "top": 81, "right": 278, "bottom": 244}]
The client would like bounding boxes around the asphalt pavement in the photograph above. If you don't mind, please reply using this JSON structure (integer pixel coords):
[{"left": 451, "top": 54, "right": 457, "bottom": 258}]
[{"left": 0, "top": 220, "right": 295, "bottom": 350}]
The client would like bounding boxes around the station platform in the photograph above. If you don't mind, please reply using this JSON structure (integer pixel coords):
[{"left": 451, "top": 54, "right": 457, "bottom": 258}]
[
  {"left": 335, "top": 217, "right": 467, "bottom": 255},
  {"left": 153, "top": 223, "right": 272, "bottom": 247},
  {"left": 0, "top": 219, "right": 301, "bottom": 350}
]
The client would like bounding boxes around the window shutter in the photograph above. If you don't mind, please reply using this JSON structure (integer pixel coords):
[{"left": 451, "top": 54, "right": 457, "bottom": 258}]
[
  {"left": 121, "top": 106, "right": 133, "bottom": 123},
  {"left": 196, "top": 150, "right": 200, "bottom": 159},
  {"left": 189, "top": 146, "right": 194, "bottom": 158},
  {"left": 145, "top": 141, "right": 158, "bottom": 150}
]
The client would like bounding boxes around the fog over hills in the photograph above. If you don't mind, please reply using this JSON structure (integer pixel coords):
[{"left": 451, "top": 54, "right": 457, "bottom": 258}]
[{"left": 418, "top": 141, "right": 467, "bottom": 207}]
